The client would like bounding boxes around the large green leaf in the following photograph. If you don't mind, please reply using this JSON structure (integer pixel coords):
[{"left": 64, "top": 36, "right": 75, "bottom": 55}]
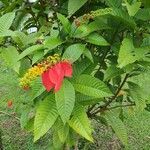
[
  {"left": 76, "top": 93, "right": 102, "bottom": 105},
  {"left": 68, "top": 0, "right": 88, "bottom": 16},
  {"left": 18, "top": 45, "right": 44, "bottom": 60},
  {"left": 73, "top": 59, "right": 92, "bottom": 78},
  {"left": 73, "top": 19, "right": 110, "bottom": 38},
  {"left": 142, "top": 0, "right": 150, "bottom": 8},
  {"left": 0, "top": 12, "right": 15, "bottom": 32},
  {"left": 63, "top": 43, "right": 86, "bottom": 63},
  {"left": 13, "top": 31, "right": 40, "bottom": 47},
  {"left": 0, "top": 30, "right": 15, "bottom": 37},
  {"left": 91, "top": 8, "right": 136, "bottom": 29},
  {"left": 83, "top": 48, "right": 94, "bottom": 63},
  {"left": 52, "top": 130, "right": 63, "bottom": 149},
  {"left": 105, "top": 0, "right": 122, "bottom": 8},
  {"left": 128, "top": 82, "right": 147, "bottom": 111},
  {"left": 118, "top": 38, "right": 135, "bottom": 68},
  {"left": 1, "top": 46, "right": 20, "bottom": 73},
  {"left": 44, "top": 37, "right": 63, "bottom": 54},
  {"left": 30, "top": 77, "right": 45, "bottom": 101},
  {"left": 73, "top": 74, "right": 112, "bottom": 98},
  {"left": 54, "top": 118, "right": 69, "bottom": 143},
  {"left": 57, "top": 13, "right": 71, "bottom": 33},
  {"left": 135, "top": 8, "right": 150, "bottom": 21},
  {"left": 34, "top": 94, "right": 58, "bottom": 141},
  {"left": 12, "top": 31, "right": 28, "bottom": 47},
  {"left": 125, "top": 0, "right": 141, "bottom": 16},
  {"left": 105, "top": 111, "right": 128, "bottom": 145},
  {"left": 55, "top": 79, "right": 75, "bottom": 124},
  {"left": 118, "top": 38, "right": 150, "bottom": 68},
  {"left": 32, "top": 51, "right": 44, "bottom": 65},
  {"left": 112, "top": 8, "right": 136, "bottom": 29},
  {"left": 68, "top": 105, "right": 93, "bottom": 142},
  {"left": 85, "top": 33, "right": 109, "bottom": 46},
  {"left": 104, "top": 65, "right": 124, "bottom": 81},
  {"left": 130, "top": 71, "right": 150, "bottom": 104}
]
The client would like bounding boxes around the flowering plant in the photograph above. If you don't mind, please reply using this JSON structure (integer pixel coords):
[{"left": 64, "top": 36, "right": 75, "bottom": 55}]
[{"left": 0, "top": 0, "right": 150, "bottom": 149}]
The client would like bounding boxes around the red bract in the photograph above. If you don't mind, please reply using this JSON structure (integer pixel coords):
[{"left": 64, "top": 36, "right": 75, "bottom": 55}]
[{"left": 42, "top": 61, "right": 73, "bottom": 92}]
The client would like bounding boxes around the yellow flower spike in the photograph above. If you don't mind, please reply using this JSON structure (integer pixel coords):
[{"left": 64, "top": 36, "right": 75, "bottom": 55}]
[{"left": 20, "top": 54, "right": 61, "bottom": 88}]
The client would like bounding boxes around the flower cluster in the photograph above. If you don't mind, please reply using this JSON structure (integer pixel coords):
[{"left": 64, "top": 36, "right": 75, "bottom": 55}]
[
  {"left": 42, "top": 61, "right": 72, "bottom": 92},
  {"left": 20, "top": 54, "right": 73, "bottom": 92},
  {"left": 20, "top": 54, "right": 60, "bottom": 89}
]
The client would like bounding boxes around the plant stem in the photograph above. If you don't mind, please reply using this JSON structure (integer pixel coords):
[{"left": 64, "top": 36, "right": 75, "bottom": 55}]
[
  {"left": 108, "top": 103, "right": 135, "bottom": 110},
  {"left": 0, "top": 111, "right": 20, "bottom": 121},
  {"left": 39, "top": 0, "right": 49, "bottom": 22},
  {"left": 105, "top": 74, "right": 129, "bottom": 107},
  {"left": 91, "top": 74, "right": 129, "bottom": 116}
]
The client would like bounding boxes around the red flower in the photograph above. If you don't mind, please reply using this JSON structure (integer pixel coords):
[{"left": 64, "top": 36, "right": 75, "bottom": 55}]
[
  {"left": 7, "top": 100, "right": 13, "bottom": 108},
  {"left": 42, "top": 61, "right": 73, "bottom": 92}
]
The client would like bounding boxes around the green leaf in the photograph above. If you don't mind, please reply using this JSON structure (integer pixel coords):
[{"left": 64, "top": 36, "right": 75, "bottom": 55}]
[
  {"left": 68, "top": 105, "right": 93, "bottom": 142},
  {"left": 73, "top": 24, "right": 90, "bottom": 38},
  {"left": 83, "top": 48, "right": 94, "bottom": 63},
  {"left": 0, "top": 12, "right": 15, "bottom": 32},
  {"left": 73, "top": 19, "right": 110, "bottom": 38},
  {"left": 87, "top": 19, "right": 111, "bottom": 32},
  {"left": 131, "top": 71, "right": 150, "bottom": 103},
  {"left": 73, "top": 74, "right": 112, "bottom": 98},
  {"left": 91, "top": 8, "right": 136, "bottom": 29},
  {"left": 55, "top": 79, "right": 75, "bottom": 124},
  {"left": 24, "top": 118, "right": 34, "bottom": 132},
  {"left": 63, "top": 43, "right": 86, "bottom": 63},
  {"left": 104, "top": 65, "right": 124, "bottom": 81},
  {"left": 128, "top": 82, "right": 147, "bottom": 111},
  {"left": 57, "top": 13, "right": 71, "bottom": 33},
  {"left": 0, "top": 30, "right": 15, "bottom": 37},
  {"left": 85, "top": 33, "right": 109, "bottom": 46},
  {"left": 12, "top": 31, "right": 28, "bottom": 47},
  {"left": 76, "top": 92, "right": 102, "bottom": 105},
  {"left": 54, "top": 118, "right": 69, "bottom": 143},
  {"left": 105, "top": 111, "right": 128, "bottom": 145},
  {"left": 118, "top": 38, "right": 150, "bottom": 68},
  {"left": 105, "top": 0, "right": 122, "bottom": 8},
  {"left": 68, "top": 0, "right": 88, "bottom": 17},
  {"left": 142, "top": 0, "right": 150, "bottom": 8},
  {"left": 19, "top": 58, "right": 31, "bottom": 76},
  {"left": 112, "top": 8, "right": 136, "bottom": 29},
  {"left": 20, "top": 108, "right": 30, "bottom": 128},
  {"left": 34, "top": 94, "right": 58, "bottom": 141},
  {"left": 135, "top": 8, "right": 150, "bottom": 21},
  {"left": 1, "top": 46, "right": 20, "bottom": 73},
  {"left": 32, "top": 51, "right": 44, "bottom": 65},
  {"left": 118, "top": 38, "right": 135, "bottom": 68},
  {"left": 73, "top": 59, "right": 92, "bottom": 78},
  {"left": 125, "top": 0, "right": 141, "bottom": 16},
  {"left": 44, "top": 37, "right": 63, "bottom": 54},
  {"left": 18, "top": 45, "right": 44, "bottom": 60},
  {"left": 52, "top": 130, "right": 63, "bottom": 149},
  {"left": 30, "top": 77, "right": 45, "bottom": 101}
]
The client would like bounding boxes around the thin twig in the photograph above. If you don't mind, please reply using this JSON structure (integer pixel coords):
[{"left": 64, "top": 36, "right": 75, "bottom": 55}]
[
  {"left": 105, "top": 74, "right": 129, "bottom": 107},
  {"left": 108, "top": 103, "right": 135, "bottom": 110},
  {"left": 91, "top": 74, "right": 129, "bottom": 116},
  {"left": 0, "top": 111, "right": 20, "bottom": 121}
]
